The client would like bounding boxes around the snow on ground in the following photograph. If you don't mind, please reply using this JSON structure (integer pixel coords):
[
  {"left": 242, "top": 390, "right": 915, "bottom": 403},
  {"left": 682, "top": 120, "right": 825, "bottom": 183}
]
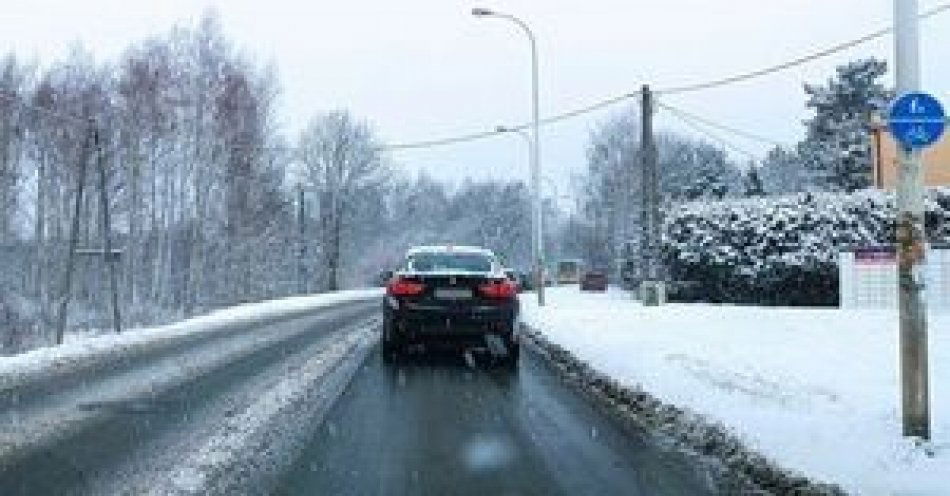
[
  {"left": 521, "top": 286, "right": 949, "bottom": 495},
  {"left": 0, "top": 289, "right": 382, "bottom": 383}
]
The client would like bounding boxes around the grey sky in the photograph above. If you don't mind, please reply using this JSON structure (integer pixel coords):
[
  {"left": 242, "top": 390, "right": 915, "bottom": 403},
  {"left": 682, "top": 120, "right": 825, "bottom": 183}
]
[{"left": 4, "top": 0, "right": 950, "bottom": 196}]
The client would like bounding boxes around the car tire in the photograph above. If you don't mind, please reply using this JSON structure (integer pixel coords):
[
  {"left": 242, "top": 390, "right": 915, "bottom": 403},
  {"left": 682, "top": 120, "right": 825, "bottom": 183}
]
[
  {"left": 382, "top": 318, "right": 401, "bottom": 364},
  {"left": 500, "top": 336, "right": 520, "bottom": 370},
  {"left": 500, "top": 348, "right": 519, "bottom": 370},
  {"left": 382, "top": 338, "right": 398, "bottom": 364}
]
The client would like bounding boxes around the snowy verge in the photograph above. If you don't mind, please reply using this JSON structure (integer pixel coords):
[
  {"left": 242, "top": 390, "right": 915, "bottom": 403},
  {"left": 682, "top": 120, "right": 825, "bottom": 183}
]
[
  {"left": 520, "top": 325, "right": 841, "bottom": 495},
  {"left": 154, "top": 318, "right": 379, "bottom": 495},
  {"left": 0, "top": 289, "right": 382, "bottom": 393},
  {"left": 521, "top": 287, "right": 949, "bottom": 495}
]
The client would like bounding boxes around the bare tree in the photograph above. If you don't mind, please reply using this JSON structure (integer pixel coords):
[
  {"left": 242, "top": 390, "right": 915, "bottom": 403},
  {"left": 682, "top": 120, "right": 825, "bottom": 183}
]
[
  {"left": 0, "top": 55, "right": 30, "bottom": 242},
  {"left": 577, "top": 108, "right": 743, "bottom": 269},
  {"left": 298, "top": 111, "right": 388, "bottom": 291},
  {"left": 0, "top": 10, "right": 560, "bottom": 354}
]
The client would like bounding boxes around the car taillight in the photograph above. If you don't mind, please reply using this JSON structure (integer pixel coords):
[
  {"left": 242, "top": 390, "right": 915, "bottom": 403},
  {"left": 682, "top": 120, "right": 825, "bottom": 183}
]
[
  {"left": 387, "top": 277, "right": 425, "bottom": 296},
  {"left": 478, "top": 279, "right": 517, "bottom": 299}
]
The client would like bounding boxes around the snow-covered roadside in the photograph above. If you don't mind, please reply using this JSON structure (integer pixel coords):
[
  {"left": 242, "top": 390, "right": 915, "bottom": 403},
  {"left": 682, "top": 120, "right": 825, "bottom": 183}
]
[
  {"left": 0, "top": 289, "right": 382, "bottom": 389},
  {"left": 521, "top": 287, "right": 949, "bottom": 495}
]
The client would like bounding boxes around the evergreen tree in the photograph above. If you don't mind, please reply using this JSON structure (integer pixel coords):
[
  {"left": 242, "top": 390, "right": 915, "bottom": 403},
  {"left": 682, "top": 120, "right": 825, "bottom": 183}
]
[
  {"left": 663, "top": 140, "right": 737, "bottom": 201},
  {"left": 799, "top": 58, "right": 890, "bottom": 192}
]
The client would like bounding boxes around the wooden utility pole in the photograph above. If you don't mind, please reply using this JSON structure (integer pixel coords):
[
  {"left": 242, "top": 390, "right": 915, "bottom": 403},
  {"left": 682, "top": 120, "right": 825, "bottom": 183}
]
[
  {"left": 894, "top": 0, "right": 930, "bottom": 440},
  {"left": 56, "top": 126, "right": 92, "bottom": 344},
  {"left": 94, "top": 125, "right": 122, "bottom": 335},
  {"left": 639, "top": 85, "right": 665, "bottom": 305},
  {"left": 297, "top": 184, "right": 307, "bottom": 294}
]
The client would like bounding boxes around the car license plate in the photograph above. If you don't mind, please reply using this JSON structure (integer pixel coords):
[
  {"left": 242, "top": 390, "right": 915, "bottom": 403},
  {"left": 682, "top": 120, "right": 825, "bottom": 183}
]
[{"left": 434, "top": 288, "right": 472, "bottom": 300}]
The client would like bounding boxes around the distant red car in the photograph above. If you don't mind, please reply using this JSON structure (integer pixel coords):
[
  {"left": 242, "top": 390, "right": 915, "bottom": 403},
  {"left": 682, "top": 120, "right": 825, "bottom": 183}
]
[{"left": 580, "top": 271, "right": 608, "bottom": 291}]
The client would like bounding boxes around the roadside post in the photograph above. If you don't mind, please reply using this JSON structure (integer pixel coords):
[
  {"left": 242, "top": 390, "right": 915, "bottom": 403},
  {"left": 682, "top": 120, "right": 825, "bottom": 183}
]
[
  {"left": 639, "top": 85, "right": 665, "bottom": 305},
  {"left": 890, "top": 0, "right": 946, "bottom": 440}
]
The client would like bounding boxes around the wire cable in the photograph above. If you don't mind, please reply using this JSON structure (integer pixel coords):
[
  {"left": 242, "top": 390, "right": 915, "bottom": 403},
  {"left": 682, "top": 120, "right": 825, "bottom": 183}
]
[
  {"left": 378, "top": 129, "right": 502, "bottom": 151},
  {"left": 379, "top": 91, "right": 640, "bottom": 151},
  {"left": 378, "top": 3, "right": 950, "bottom": 151},
  {"left": 4, "top": 2, "right": 948, "bottom": 154},
  {"left": 656, "top": 2, "right": 950, "bottom": 96},
  {"left": 656, "top": 101, "right": 787, "bottom": 148},
  {"left": 659, "top": 104, "right": 759, "bottom": 161}
]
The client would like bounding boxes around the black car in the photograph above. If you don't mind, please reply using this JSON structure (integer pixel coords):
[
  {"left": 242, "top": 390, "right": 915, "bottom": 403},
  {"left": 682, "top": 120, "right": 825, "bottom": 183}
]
[{"left": 382, "top": 245, "right": 520, "bottom": 366}]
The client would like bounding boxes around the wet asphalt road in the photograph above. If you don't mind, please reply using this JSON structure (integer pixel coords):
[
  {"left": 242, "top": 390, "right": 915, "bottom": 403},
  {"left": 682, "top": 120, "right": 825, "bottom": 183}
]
[
  {"left": 2, "top": 300, "right": 717, "bottom": 495},
  {"left": 274, "top": 348, "right": 716, "bottom": 496}
]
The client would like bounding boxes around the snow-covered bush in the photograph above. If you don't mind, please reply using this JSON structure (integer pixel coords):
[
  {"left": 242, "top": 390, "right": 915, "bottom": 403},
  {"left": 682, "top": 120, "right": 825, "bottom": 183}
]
[{"left": 663, "top": 188, "right": 950, "bottom": 305}]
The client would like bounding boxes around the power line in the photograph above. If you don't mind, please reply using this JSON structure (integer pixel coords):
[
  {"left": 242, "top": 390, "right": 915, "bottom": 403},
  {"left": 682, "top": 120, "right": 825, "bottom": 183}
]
[
  {"left": 658, "top": 103, "right": 759, "bottom": 161},
  {"left": 2, "top": 83, "right": 636, "bottom": 154},
  {"left": 656, "top": 2, "right": 950, "bottom": 96},
  {"left": 380, "top": 2, "right": 950, "bottom": 152},
  {"left": 378, "top": 129, "right": 501, "bottom": 151},
  {"left": 656, "top": 101, "right": 787, "bottom": 148},
  {"left": 5, "top": 2, "right": 949, "bottom": 155},
  {"left": 380, "top": 91, "right": 640, "bottom": 151}
]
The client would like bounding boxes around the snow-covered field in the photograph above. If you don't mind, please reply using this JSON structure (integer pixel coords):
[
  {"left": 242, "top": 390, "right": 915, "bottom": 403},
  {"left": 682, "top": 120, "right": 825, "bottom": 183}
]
[{"left": 521, "top": 286, "right": 949, "bottom": 495}]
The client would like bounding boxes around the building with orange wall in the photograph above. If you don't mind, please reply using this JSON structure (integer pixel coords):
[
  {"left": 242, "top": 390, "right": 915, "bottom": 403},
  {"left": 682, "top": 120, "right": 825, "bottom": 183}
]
[{"left": 871, "top": 125, "right": 950, "bottom": 188}]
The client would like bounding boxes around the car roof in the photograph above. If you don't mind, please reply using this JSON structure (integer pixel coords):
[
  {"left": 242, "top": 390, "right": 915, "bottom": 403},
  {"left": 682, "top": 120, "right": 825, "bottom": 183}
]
[{"left": 405, "top": 245, "right": 495, "bottom": 257}]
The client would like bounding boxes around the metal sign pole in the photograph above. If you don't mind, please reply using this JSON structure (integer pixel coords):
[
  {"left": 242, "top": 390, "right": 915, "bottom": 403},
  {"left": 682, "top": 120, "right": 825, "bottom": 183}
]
[{"left": 894, "top": 0, "right": 930, "bottom": 440}]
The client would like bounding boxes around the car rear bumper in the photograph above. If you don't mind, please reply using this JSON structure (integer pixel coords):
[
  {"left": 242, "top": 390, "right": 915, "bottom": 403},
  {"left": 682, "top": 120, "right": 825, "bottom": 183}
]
[{"left": 384, "top": 298, "right": 516, "bottom": 342}]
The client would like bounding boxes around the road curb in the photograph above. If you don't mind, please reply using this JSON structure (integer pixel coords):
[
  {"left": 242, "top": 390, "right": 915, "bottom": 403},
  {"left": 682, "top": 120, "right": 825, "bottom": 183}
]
[{"left": 519, "top": 324, "right": 846, "bottom": 496}]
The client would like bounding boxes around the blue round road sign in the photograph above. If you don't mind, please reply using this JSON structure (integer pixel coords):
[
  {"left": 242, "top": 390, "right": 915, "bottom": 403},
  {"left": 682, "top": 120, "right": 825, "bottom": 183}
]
[{"left": 888, "top": 92, "right": 946, "bottom": 150}]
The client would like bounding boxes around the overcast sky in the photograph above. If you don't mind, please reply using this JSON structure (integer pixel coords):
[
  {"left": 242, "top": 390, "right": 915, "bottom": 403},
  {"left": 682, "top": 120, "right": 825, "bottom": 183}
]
[{"left": 3, "top": 0, "right": 950, "bottom": 196}]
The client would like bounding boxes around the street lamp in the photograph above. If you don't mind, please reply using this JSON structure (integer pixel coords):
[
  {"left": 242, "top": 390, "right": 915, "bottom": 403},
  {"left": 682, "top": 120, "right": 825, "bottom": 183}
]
[
  {"left": 496, "top": 126, "right": 570, "bottom": 286},
  {"left": 475, "top": 8, "right": 544, "bottom": 305}
]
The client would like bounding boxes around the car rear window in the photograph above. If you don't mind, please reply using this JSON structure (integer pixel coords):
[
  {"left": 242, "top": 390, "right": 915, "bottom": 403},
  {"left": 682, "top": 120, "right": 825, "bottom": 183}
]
[{"left": 406, "top": 252, "right": 494, "bottom": 273}]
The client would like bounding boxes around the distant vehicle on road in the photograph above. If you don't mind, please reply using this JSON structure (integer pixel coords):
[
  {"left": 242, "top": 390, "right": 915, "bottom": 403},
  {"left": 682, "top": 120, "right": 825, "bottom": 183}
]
[
  {"left": 383, "top": 245, "right": 520, "bottom": 367},
  {"left": 580, "top": 270, "right": 608, "bottom": 292},
  {"left": 557, "top": 259, "right": 584, "bottom": 284}
]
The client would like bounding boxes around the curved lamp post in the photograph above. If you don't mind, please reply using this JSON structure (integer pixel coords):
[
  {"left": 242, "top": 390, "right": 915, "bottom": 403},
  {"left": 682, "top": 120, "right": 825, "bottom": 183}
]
[
  {"left": 496, "top": 125, "right": 570, "bottom": 284},
  {"left": 475, "top": 7, "right": 544, "bottom": 305}
]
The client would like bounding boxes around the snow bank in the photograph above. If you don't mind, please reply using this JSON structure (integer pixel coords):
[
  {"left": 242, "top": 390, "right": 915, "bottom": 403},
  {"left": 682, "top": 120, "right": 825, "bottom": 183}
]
[
  {"left": 522, "top": 287, "right": 949, "bottom": 495},
  {"left": 0, "top": 289, "right": 382, "bottom": 388}
]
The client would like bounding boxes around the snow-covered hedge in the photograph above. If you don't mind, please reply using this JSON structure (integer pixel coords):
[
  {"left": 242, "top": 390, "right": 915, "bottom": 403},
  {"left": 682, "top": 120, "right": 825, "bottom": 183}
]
[{"left": 663, "top": 188, "right": 950, "bottom": 305}]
